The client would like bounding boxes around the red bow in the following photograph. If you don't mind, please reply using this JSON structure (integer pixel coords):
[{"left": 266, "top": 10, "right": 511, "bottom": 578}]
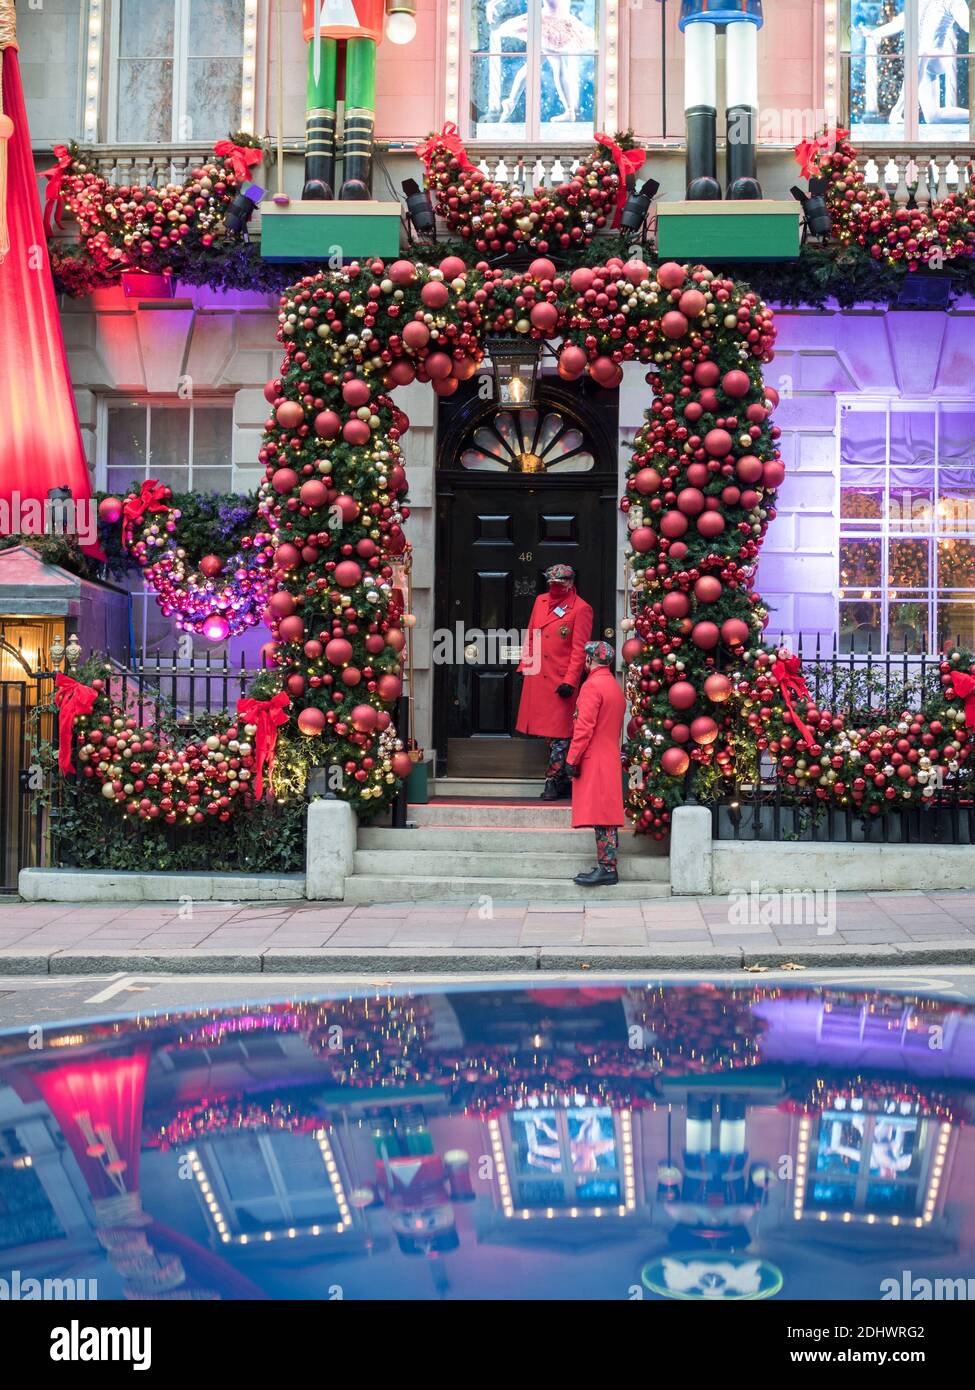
[
  {"left": 54, "top": 674, "right": 99, "bottom": 775},
  {"left": 794, "top": 127, "right": 850, "bottom": 179},
  {"left": 42, "top": 144, "right": 74, "bottom": 235},
  {"left": 213, "top": 139, "right": 263, "bottom": 184},
  {"left": 236, "top": 691, "right": 291, "bottom": 799},
  {"left": 594, "top": 133, "right": 647, "bottom": 226},
  {"left": 414, "top": 123, "right": 475, "bottom": 174},
  {"left": 771, "top": 653, "right": 815, "bottom": 748},
  {"left": 122, "top": 480, "right": 171, "bottom": 545},
  {"left": 950, "top": 670, "right": 975, "bottom": 728}
]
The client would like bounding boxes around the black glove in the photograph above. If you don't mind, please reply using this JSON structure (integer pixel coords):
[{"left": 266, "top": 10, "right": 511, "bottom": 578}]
[
  {"left": 564, "top": 762, "right": 581, "bottom": 780},
  {"left": 556, "top": 683, "right": 574, "bottom": 698}
]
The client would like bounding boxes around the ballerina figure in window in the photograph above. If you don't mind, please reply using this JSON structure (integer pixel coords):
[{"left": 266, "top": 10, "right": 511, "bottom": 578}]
[
  {"left": 487, "top": 0, "right": 596, "bottom": 125},
  {"left": 861, "top": 0, "right": 970, "bottom": 128}
]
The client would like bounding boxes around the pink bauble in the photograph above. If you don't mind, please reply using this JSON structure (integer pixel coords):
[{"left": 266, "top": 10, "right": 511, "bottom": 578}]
[
  {"left": 704, "top": 673, "right": 733, "bottom": 703},
  {"left": 342, "top": 378, "right": 371, "bottom": 408},
  {"left": 661, "top": 310, "right": 689, "bottom": 340},
  {"left": 424, "top": 351, "right": 453, "bottom": 380},
  {"left": 453, "top": 355, "right": 479, "bottom": 380},
  {"left": 720, "top": 618, "right": 750, "bottom": 646},
  {"left": 721, "top": 485, "right": 741, "bottom": 506},
  {"left": 377, "top": 674, "right": 402, "bottom": 702},
  {"left": 297, "top": 707, "right": 326, "bottom": 736},
  {"left": 569, "top": 267, "right": 595, "bottom": 292},
  {"left": 746, "top": 402, "right": 768, "bottom": 424},
  {"left": 693, "top": 575, "right": 723, "bottom": 604},
  {"left": 364, "top": 632, "right": 385, "bottom": 654},
  {"left": 350, "top": 703, "right": 379, "bottom": 733},
  {"left": 275, "top": 401, "right": 304, "bottom": 430},
  {"left": 764, "top": 386, "right": 780, "bottom": 408},
  {"left": 704, "top": 428, "right": 733, "bottom": 457},
  {"left": 669, "top": 541, "right": 688, "bottom": 560},
  {"left": 763, "top": 459, "right": 786, "bottom": 488},
  {"left": 263, "top": 378, "right": 281, "bottom": 405},
  {"left": 333, "top": 494, "right": 360, "bottom": 523},
  {"left": 668, "top": 680, "right": 697, "bottom": 711},
  {"left": 334, "top": 560, "right": 363, "bottom": 588},
  {"left": 722, "top": 369, "right": 751, "bottom": 398},
  {"left": 314, "top": 410, "right": 341, "bottom": 439},
  {"left": 630, "top": 526, "right": 657, "bottom": 554},
  {"left": 656, "top": 261, "right": 687, "bottom": 290},
  {"left": 304, "top": 639, "right": 323, "bottom": 660},
  {"left": 421, "top": 280, "right": 449, "bottom": 309},
  {"left": 622, "top": 637, "right": 645, "bottom": 663},
  {"left": 558, "top": 344, "right": 588, "bottom": 380},
  {"left": 683, "top": 401, "right": 703, "bottom": 424},
  {"left": 402, "top": 320, "right": 430, "bottom": 350},
  {"left": 98, "top": 496, "right": 123, "bottom": 524},
  {"left": 735, "top": 454, "right": 764, "bottom": 484},
  {"left": 385, "top": 627, "right": 406, "bottom": 652},
  {"left": 634, "top": 467, "right": 662, "bottom": 495},
  {"left": 624, "top": 259, "right": 648, "bottom": 285},
  {"left": 691, "top": 621, "right": 720, "bottom": 650},
  {"left": 199, "top": 554, "right": 223, "bottom": 577},
  {"left": 671, "top": 723, "right": 691, "bottom": 744},
  {"left": 277, "top": 615, "right": 305, "bottom": 644},
  {"left": 341, "top": 666, "right": 362, "bottom": 687},
  {"left": 661, "top": 746, "right": 690, "bottom": 778},
  {"left": 660, "top": 510, "right": 689, "bottom": 539},
  {"left": 696, "top": 511, "right": 726, "bottom": 539},
  {"left": 387, "top": 360, "right": 416, "bottom": 387},
  {"left": 661, "top": 591, "right": 690, "bottom": 619},
  {"left": 271, "top": 467, "right": 299, "bottom": 494},
  {"left": 530, "top": 300, "right": 559, "bottom": 333},
  {"left": 740, "top": 489, "right": 761, "bottom": 510},
  {"left": 376, "top": 710, "right": 392, "bottom": 731},
  {"left": 286, "top": 674, "right": 306, "bottom": 697},
  {"left": 693, "top": 361, "right": 721, "bottom": 388},
  {"left": 690, "top": 715, "right": 719, "bottom": 745},
  {"left": 343, "top": 418, "right": 371, "bottom": 445},
  {"left": 679, "top": 289, "right": 707, "bottom": 318},
  {"left": 433, "top": 376, "right": 459, "bottom": 397},
  {"left": 267, "top": 589, "right": 296, "bottom": 619},
  {"left": 439, "top": 256, "right": 467, "bottom": 280},
  {"left": 590, "top": 355, "right": 618, "bottom": 385},
  {"left": 528, "top": 257, "right": 558, "bottom": 282},
  {"left": 299, "top": 479, "right": 329, "bottom": 509},
  {"left": 325, "top": 637, "right": 353, "bottom": 665},
  {"left": 677, "top": 486, "right": 705, "bottom": 516},
  {"left": 274, "top": 543, "right": 301, "bottom": 571},
  {"left": 685, "top": 463, "right": 710, "bottom": 488},
  {"left": 389, "top": 260, "right": 416, "bottom": 285}
]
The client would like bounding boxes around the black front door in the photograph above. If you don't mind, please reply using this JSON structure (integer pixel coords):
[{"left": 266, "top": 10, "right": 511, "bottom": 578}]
[{"left": 436, "top": 476, "right": 618, "bottom": 779}]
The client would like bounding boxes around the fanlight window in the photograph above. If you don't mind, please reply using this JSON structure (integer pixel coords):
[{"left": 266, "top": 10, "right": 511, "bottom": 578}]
[{"left": 460, "top": 409, "right": 595, "bottom": 474}]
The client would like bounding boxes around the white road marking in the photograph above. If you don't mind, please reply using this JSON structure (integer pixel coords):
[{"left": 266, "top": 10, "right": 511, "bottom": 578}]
[{"left": 84, "top": 976, "right": 158, "bottom": 1004}]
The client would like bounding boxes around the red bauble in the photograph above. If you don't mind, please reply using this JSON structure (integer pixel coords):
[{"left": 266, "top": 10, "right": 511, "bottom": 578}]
[
  {"left": 314, "top": 409, "right": 341, "bottom": 439},
  {"left": 385, "top": 627, "right": 406, "bottom": 653},
  {"left": 377, "top": 674, "right": 403, "bottom": 702},
  {"left": 199, "top": 554, "right": 223, "bottom": 577},
  {"left": 763, "top": 459, "right": 786, "bottom": 488},
  {"left": 630, "top": 526, "right": 657, "bottom": 554},
  {"left": 677, "top": 487, "right": 705, "bottom": 516},
  {"left": 693, "top": 361, "right": 721, "bottom": 388},
  {"left": 391, "top": 751, "right": 414, "bottom": 778},
  {"left": 720, "top": 617, "right": 750, "bottom": 646},
  {"left": 389, "top": 259, "right": 416, "bottom": 285},
  {"left": 275, "top": 401, "right": 304, "bottom": 430},
  {"left": 656, "top": 261, "right": 687, "bottom": 290},
  {"left": 297, "top": 707, "right": 326, "bottom": 736},
  {"left": 271, "top": 467, "right": 299, "bottom": 494},
  {"left": 704, "top": 428, "right": 733, "bottom": 457},
  {"left": 679, "top": 289, "right": 707, "bottom": 318},
  {"left": 402, "top": 320, "right": 430, "bottom": 350},
  {"left": 286, "top": 674, "right": 306, "bottom": 697},
  {"left": 267, "top": 589, "right": 296, "bottom": 618},
  {"left": 569, "top": 266, "right": 595, "bottom": 292},
  {"left": 387, "top": 360, "right": 416, "bottom": 386},
  {"left": 334, "top": 560, "right": 363, "bottom": 588},
  {"left": 735, "top": 454, "right": 764, "bottom": 484},
  {"left": 341, "top": 666, "right": 362, "bottom": 687},
  {"left": 342, "top": 378, "right": 371, "bottom": 408},
  {"left": 660, "top": 510, "right": 689, "bottom": 539},
  {"left": 622, "top": 637, "right": 645, "bottom": 663},
  {"left": 691, "top": 621, "right": 720, "bottom": 650},
  {"left": 424, "top": 351, "right": 453, "bottom": 380},
  {"left": 421, "top": 280, "right": 449, "bottom": 309},
  {"left": 661, "top": 591, "right": 690, "bottom": 619},
  {"left": 530, "top": 301, "right": 559, "bottom": 333},
  {"left": 263, "top": 378, "right": 281, "bottom": 405},
  {"left": 274, "top": 543, "right": 301, "bottom": 571},
  {"left": 690, "top": 715, "right": 719, "bottom": 745},
  {"left": 668, "top": 680, "right": 697, "bottom": 711},
  {"left": 439, "top": 255, "right": 467, "bottom": 280},
  {"left": 299, "top": 479, "right": 329, "bottom": 509},
  {"left": 528, "top": 257, "right": 558, "bottom": 282},
  {"left": 693, "top": 575, "right": 723, "bottom": 603},
  {"left": 558, "top": 344, "right": 587, "bottom": 380},
  {"left": 661, "top": 746, "right": 691, "bottom": 778},
  {"left": 661, "top": 310, "right": 689, "bottom": 340},
  {"left": 304, "top": 639, "right": 323, "bottom": 659},
  {"left": 342, "top": 418, "right": 372, "bottom": 445},
  {"left": 350, "top": 703, "right": 379, "bottom": 733},
  {"left": 634, "top": 467, "right": 662, "bottom": 495},
  {"left": 696, "top": 511, "right": 726, "bottom": 539},
  {"left": 590, "top": 355, "right": 618, "bottom": 385},
  {"left": 365, "top": 633, "right": 385, "bottom": 654},
  {"left": 325, "top": 637, "right": 354, "bottom": 665},
  {"left": 721, "top": 369, "right": 751, "bottom": 398},
  {"left": 704, "top": 673, "right": 732, "bottom": 702},
  {"left": 671, "top": 723, "right": 691, "bottom": 744},
  {"left": 333, "top": 494, "right": 360, "bottom": 523},
  {"left": 277, "top": 615, "right": 305, "bottom": 644},
  {"left": 98, "top": 496, "right": 123, "bottom": 524}
]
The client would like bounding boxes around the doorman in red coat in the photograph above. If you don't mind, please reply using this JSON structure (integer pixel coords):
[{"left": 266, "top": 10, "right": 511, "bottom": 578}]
[
  {"left": 565, "top": 641, "right": 626, "bottom": 887},
  {"left": 516, "top": 564, "right": 594, "bottom": 800}
]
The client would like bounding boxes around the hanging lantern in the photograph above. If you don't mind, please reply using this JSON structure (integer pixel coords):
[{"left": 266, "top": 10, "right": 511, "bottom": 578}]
[{"left": 485, "top": 335, "right": 543, "bottom": 410}]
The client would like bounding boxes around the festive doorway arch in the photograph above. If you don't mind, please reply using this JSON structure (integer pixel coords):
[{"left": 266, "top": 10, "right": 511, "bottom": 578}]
[{"left": 70, "top": 252, "right": 974, "bottom": 839}]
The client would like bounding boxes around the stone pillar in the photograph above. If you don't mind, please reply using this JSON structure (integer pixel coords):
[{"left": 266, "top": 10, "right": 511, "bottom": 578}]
[
  {"left": 669, "top": 805, "right": 713, "bottom": 896},
  {"left": 306, "top": 798, "right": 357, "bottom": 899}
]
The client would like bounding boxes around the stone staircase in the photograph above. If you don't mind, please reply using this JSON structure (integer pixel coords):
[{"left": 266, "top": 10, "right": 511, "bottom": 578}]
[{"left": 343, "top": 793, "right": 671, "bottom": 904}]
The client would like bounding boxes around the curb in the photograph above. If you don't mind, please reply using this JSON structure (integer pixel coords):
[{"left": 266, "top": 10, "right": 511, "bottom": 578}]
[{"left": 1, "top": 942, "right": 975, "bottom": 975}]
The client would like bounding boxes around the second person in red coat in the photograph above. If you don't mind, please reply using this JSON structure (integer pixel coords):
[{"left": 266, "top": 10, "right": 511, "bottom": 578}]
[
  {"left": 516, "top": 564, "right": 593, "bottom": 800},
  {"left": 565, "top": 640, "right": 626, "bottom": 887}
]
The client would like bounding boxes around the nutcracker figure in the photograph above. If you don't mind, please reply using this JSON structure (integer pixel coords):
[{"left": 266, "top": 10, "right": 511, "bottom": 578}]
[
  {"left": 301, "top": 0, "right": 416, "bottom": 201},
  {"left": 679, "top": 0, "right": 764, "bottom": 200},
  {"left": 564, "top": 641, "right": 626, "bottom": 887}
]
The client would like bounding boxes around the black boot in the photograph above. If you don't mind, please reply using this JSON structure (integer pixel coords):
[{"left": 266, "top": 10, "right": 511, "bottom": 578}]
[
  {"left": 726, "top": 105, "right": 762, "bottom": 200},
  {"left": 556, "top": 775, "right": 572, "bottom": 800},
  {"left": 574, "top": 865, "right": 619, "bottom": 887},
  {"left": 303, "top": 109, "right": 336, "bottom": 200},
  {"left": 340, "top": 110, "right": 373, "bottom": 200},
  {"left": 541, "top": 778, "right": 560, "bottom": 801}
]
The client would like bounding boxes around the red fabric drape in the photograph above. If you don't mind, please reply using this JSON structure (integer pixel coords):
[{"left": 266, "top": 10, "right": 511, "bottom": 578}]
[
  {"left": 33, "top": 1051, "right": 150, "bottom": 1200},
  {"left": 53, "top": 671, "right": 98, "bottom": 774},
  {"left": 0, "top": 47, "right": 95, "bottom": 545}
]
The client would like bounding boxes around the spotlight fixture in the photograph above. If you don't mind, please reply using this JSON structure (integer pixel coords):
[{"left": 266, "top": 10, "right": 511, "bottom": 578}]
[
  {"left": 619, "top": 177, "right": 660, "bottom": 235},
  {"left": 386, "top": 0, "right": 417, "bottom": 44},
  {"left": 225, "top": 183, "right": 264, "bottom": 235},
  {"left": 402, "top": 177, "right": 436, "bottom": 238},
  {"left": 790, "top": 177, "right": 832, "bottom": 241}
]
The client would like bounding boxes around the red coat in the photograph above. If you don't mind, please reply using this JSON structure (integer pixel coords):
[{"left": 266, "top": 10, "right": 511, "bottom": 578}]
[
  {"left": 567, "top": 665, "right": 627, "bottom": 828},
  {"left": 516, "top": 590, "right": 594, "bottom": 739}
]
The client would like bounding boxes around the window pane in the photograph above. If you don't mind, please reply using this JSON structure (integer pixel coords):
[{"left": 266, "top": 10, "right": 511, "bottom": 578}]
[
  {"left": 839, "top": 409, "right": 887, "bottom": 467},
  {"left": 917, "top": 0, "right": 970, "bottom": 142},
  {"left": 938, "top": 539, "right": 975, "bottom": 589},
  {"left": 191, "top": 407, "right": 233, "bottom": 488},
  {"left": 471, "top": 0, "right": 528, "bottom": 52},
  {"left": 937, "top": 597, "right": 975, "bottom": 650},
  {"left": 186, "top": 58, "right": 243, "bottom": 139},
  {"left": 889, "top": 468, "right": 933, "bottom": 531},
  {"left": 888, "top": 600, "right": 928, "bottom": 653},
  {"left": 938, "top": 469, "right": 975, "bottom": 532},
  {"left": 214, "top": 1134, "right": 272, "bottom": 1201},
  {"left": 889, "top": 538, "right": 928, "bottom": 588},
  {"left": 539, "top": 0, "right": 596, "bottom": 141},
  {"left": 839, "top": 599, "right": 881, "bottom": 654},
  {"left": 841, "top": 467, "right": 884, "bottom": 525},
  {"left": 890, "top": 408, "right": 935, "bottom": 467},
  {"left": 189, "top": 0, "right": 245, "bottom": 57},
  {"left": 120, "top": 0, "right": 175, "bottom": 58},
  {"left": 847, "top": 0, "right": 906, "bottom": 141},
  {"left": 471, "top": 54, "right": 528, "bottom": 135},
  {"left": 106, "top": 405, "right": 147, "bottom": 488},
  {"left": 116, "top": 59, "right": 173, "bottom": 143},
  {"left": 840, "top": 538, "right": 882, "bottom": 589},
  {"left": 510, "top": 1111, "right": 562, "bottom": 1175},
  {"left": 148, "top": 409, "right": 190, "bottom": 473}
]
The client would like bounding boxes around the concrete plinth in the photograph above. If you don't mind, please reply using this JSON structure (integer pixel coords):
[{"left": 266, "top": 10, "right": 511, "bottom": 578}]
[
  {"left": 670, "top": 806, "right": 714, "bottom": 896},
  {"left": 306, "top": 798, "right": 357, "bottom": 900}
]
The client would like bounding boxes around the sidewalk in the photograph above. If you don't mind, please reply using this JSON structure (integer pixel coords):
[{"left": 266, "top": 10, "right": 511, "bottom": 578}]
[{"left": 3, "top": 889, "right": 975, "bottom": 973}]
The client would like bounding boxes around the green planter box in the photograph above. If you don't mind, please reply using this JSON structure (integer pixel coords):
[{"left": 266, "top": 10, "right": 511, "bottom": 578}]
[
  {"left": 258, "top": 200, "right": 403, "bottom": 262},
  {"left": 406, "top": 758, "right": 431, "bottom": 805},
  {"left": 657, "top": 201, "right": 801, "bottom": 262}
]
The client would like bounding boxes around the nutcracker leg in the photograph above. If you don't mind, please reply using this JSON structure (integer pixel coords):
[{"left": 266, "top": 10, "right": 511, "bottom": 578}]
[
  {"left": 303, "top": 34, "right": 337, "bottom": 200},
  {"left": 340, "top": 37, "right": 376, "bottom": 200},
  {"left": 726, "top": 20, "right": 762, "bottom": 199},
  {"left": 682, "top": 21, "right": 721, "bottom": 200}
]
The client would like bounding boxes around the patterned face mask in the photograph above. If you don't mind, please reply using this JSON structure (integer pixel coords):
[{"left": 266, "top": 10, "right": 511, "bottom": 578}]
[
  {"left": 584, "top": 640, "right": 615, "bottom": 667},
  {"left": 544, "top": 564, "right": 575, "bottom": 587}
]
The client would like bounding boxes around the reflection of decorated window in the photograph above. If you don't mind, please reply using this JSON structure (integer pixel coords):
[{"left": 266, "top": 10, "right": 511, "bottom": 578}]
[
  {"left": 494, "top": 1106, "right": 636, "bottom": 1216},
  {"left": 842, "top": 0, "right": 972, "bottom": 144},
  {"left": 838, "top": 400, "right": 975, "bottom": 653},
  {"left": 467, "top": 0, "right": 599, "bottom": 142},
  {"left": 460, "top": 407, "right": 596, "bottom": 473},
  {"left": 109, "top": 0, "right": 256, "bottom": 143}
]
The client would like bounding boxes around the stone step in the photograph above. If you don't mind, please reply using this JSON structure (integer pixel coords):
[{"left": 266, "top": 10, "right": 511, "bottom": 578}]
[
  {"left": 359, "top": 826, "right": 667, "bottom": 858},
  {"left": 431, "top": 777, "right": 543, "bottom": 800},
  {"left": 342, "top": 874, "right": 671, "bottom": 904},
  {"left": 407, "top": 802, "right": 575, "bottom": 828},
  {"left": 352, "top": 848, "right": 669, "bottom": 881}
]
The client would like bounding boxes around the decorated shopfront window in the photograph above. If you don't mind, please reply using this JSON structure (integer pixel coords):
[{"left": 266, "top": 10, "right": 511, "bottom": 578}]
[
  {"left": 467, "top": 0, "right": 599, "bottom": 142},
  {"left": 460, "top": 407, "right": 596, "bottom": 473},
  {"left": 843, "top": 0, "right": 972, "bottom": 144},
  {"left": 805, "top": 1099, "right": 929, "bottom": 1216},
  {"left": 193, "top": 1130, "right": 345, "bottom": 1240},
  {"left": 503, "top": 1106, "right": 622, "bottom": 1208},
  {"left": 100, "top": 399, "right": 235, "bottom": 657},
  {"left": 839, "top": 401, "right": 975, "bottom": 653},
  {"left": 110, "top": 0, "right": 255, "bottom": 143}
]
